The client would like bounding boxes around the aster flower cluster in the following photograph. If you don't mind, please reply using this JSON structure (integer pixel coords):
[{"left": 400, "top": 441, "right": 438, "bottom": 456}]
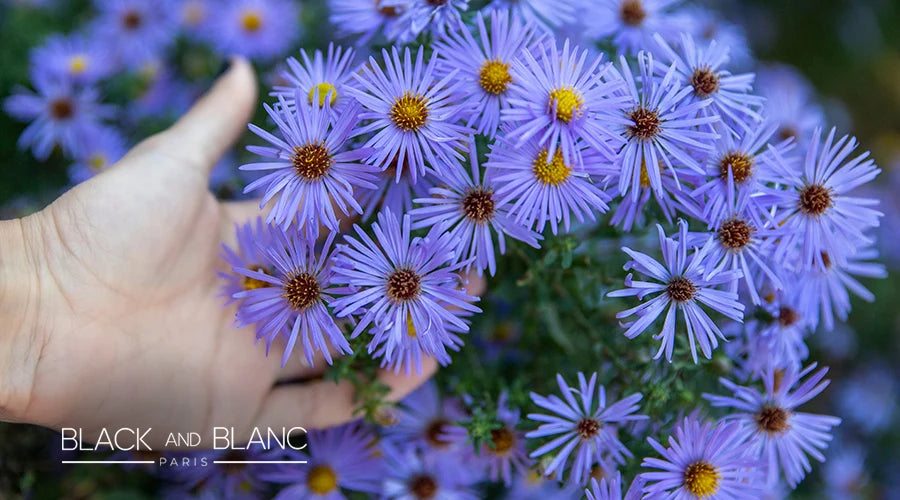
[{"left": 6, "top": 0, "right": 890, "bottom": 497}]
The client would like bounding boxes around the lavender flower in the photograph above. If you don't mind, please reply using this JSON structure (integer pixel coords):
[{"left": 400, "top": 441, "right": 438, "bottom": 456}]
[
  {"left": 218, "top": 217, "right": 277, "bottom": 304},
  {"left": 177, "top": 0, "right": 213, "bottom": 38},
  {"left": 486, "top": 0, "right": 579, "bottom": 29},
  {"left": 502, "top": 39, "right": 624, "bottom": 166},
  {"left": 704, "top": 363, "right": 842, "bottom": 487},
  {"left": 586, "top": 0, "right": 690, "bottom": 54},
  {"left": 607, "top": 220, "right": 745, "bottom": 362},
  {"left": 348, "top": 46, "right": 471, "bottom": 183},
  {"left": 526, "top": 372, "right": 646, "bottom": 486},
  {"left": 29, "top": 34, "right": 113, "bottom": 85},
  {"left": 410, "top": 140, "right": 542, "bottom": 276},
  {"left": 262, "top": 422, "right": 383, "bottom": 499},
  {"left": 640, "top": 416, "right": 765, "bottom": 498},
  {"left": 241, "top": 92, "right": 378, "bottom": 235},
  {"left": 755, "top": 65, "right": 824, "bottom": 145},
  {"left": 383, "top": 380, "right": 468, "bottom": 454},
  {"left": 92, "top": 0, "right": 176, "bottom": 68},
  {"left": 233, "top": 229, "right": 351, "bottom": 366},
  {"left": 435, "top": 10, "right": 542, "bottom": 137},
  {"left": 586, "top": 473, "right": 644, "bottom": 500},
  {"left": 330, "top": 210, "right": 481, "bottom": 372},
  {"left": 389, "top": 0, "right": 470, "bottom": 43},
  {"left": 612, "top": 51, "right": 718, "bottom": 202},
  {"left": 211, "top": 0, "right": 301, "bottom": 61},
  {"left": 67, "top": 126, "right": 127, "bottom": 183},
  {"left": 357, "top": 162, "right": 437, "bottom": 220},
  {"left": 486, "top": 133, "right": 614, "bottom": 235},
  {"left": 4, "top": 78, "right": 114, "bottom": 160},
  {"left": 328, "top": 0, "right": 409, "bottom": 45},
  {"left": 272, "top": 43, "right": 359, "bottom": 112},
  {"left": 381, "top": 444, "right": 479, "bottom": 500}
]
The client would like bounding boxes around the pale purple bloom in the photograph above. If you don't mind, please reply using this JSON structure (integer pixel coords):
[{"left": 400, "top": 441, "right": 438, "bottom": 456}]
[
  {"left": 766, "top": 128, "right": 882, "bottom": 272},
  {"left": 130, "top": 61, "right": 197, "bottom": 120},
  {"left": 348, "top": 46, "right": 471, "bottom": 183},
  {"left": 272, "top": 43, "right": 359, "bottom": 112},
  {"left": 486, "top": 133, "right": 614, "bottom": 235},
  {"left": 67, "top": 126, "right": 127, "bottom": 183},
  {"left": 327, "top": 0, "right": 410, "bottom": 45},
  {"left": 358, "top": 164, "right": 437, "bottom": 220},
  {"left": 586, "top": 0, "right": 690, "bottom": 54},
  {"left": 486, "top": 0, "right": 579, "bottom": 29},
  {"left": 261, "top": 421, "right": 384, "bottom": 499},
  {"left": 233, "top": 229, "right": 352, "bottom": 366},
  {"left": 608, "top": 167, "right": 699, "bottom": 231},
  {"left": 161, "top": 446, "right": 269, "bottom": 499},
  {"left": 383, "top": 381, "right": 468, "bottom": 455},
  {"left": 608, "top": 220, "right": 744, "bottom": 362},
  {"left": 526, "top": 372, "right": 646, "bottom": 486},
  {"left": 435, "top": 10, "right": 543, "bottom": 137},
  {"left": 410, "top": 140, "right": 542, "bottom": 276},
  {"left": 704, "top": 363, "right": 842, "bottom": 487},
  {"left": 177, "top": 0, "right": 214, "bottom": 38},
  {"left": 640, "top": 416, "right": 765, "bottom": 498},
  {"left": 29, "top": 34, "right": 114, "bottom": 85},
  {"left": 683, "top": 6, "right": 752, "bottom": 68},
  {"left": 502, "top": 39, "right": 625, "bottom": 166},
  {"left": 389, "top": 0, "right": 470, "bottom": 43},
  {"left": 505, "top": 468, "right": 582, "bottom": 499},
  {"left": 4, "top": 78, "right": 114, "bottom": 160},
  {"left": 211, "top": 0, "right": 301, "bottom": 61},
  {"left": 241, "top": 92, "right": 378, "bottom": 235},
  {"left": 823, "top": 444, "right": 870, "bottom": 500},
  {"left": 835, "top": 364, "right": 897, "bottom": 435},
  {"left": 586, "top": 472, "right": 645, "bottom": 500},
  {"left": 381, "top": 444, "right": 479, "bottom": 500},
  {"left": 92, "top": 0, "right": 176, "bottom": 68},
  {"left": 611, "top": 51, "right": 719, "bottom": 202},
  {"left": 331, "top": 210, "right": 481, "bottom": 373},
  {"left": 756, "top": 65, "right": 825, "bottom": 145},
  {"left": 218, "top": 217, "right": 277, "bottom": 304}
]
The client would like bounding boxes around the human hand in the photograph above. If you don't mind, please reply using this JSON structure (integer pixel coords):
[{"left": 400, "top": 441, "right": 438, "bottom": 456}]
[{"left": 0, "top": 59, "right": 438, "bottom": 447}]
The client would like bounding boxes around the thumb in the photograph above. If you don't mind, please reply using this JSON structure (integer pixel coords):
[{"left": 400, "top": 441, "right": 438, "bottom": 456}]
[{"left": 139, "top": 57, "right": 258, "bottom": 173}]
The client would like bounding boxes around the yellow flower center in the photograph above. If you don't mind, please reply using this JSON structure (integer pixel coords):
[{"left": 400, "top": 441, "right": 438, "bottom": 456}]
[
  {"left": 390, "top": 91, "right": 429, "bottom": 131},
  {"left": 478, "top": 59, "right": 512, "bottom": 95},
  {"left": 532, "top": 149, "right": 571, "bottom": 185},
  {"left": 306, "top": 464, "right": 338, "bottom": 494},
  {"left": 88, "top": 153, "right": 108, "bottom": 172},
  {"left": 548, "top": 86, "right": 583, "bottom": 123},
  {"left": 683, "top": 461, "right": 721, "bottom": 498},
  {"left": 68, "top": 55, "right": 88, "bottom": 75},
  {"left": 406, "top": 311, "right": 417, "bottom": 338},
  {"left": 308, "top": 82, "right": 338, "bottom": 107},
  {"left": 241, "top": 266, "right": 270, "bottom": 291},
  {"left": 639, "top": 157, "right": 651, "bottom": 188},
  {"left": 241, "top": 10, "right": 263, "bottom": 32}
]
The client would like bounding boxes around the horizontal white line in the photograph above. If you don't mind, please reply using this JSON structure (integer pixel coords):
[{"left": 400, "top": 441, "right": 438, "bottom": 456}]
[
  {"left": 213, "top": 460, "right": 308, "bottom": 464},
  {"left": 62, "top": 460, "right": 155, "bottom": 464}
]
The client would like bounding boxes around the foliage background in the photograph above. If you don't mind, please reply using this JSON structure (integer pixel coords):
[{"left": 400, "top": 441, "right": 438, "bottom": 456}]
[{"left": 1, "top": 0, "right": 898, "bottom": 498}]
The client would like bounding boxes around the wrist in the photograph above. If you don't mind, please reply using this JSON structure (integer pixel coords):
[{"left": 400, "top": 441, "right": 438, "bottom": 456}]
[{"left": 0, "top": 216, "right": 44, "bottom": 420}]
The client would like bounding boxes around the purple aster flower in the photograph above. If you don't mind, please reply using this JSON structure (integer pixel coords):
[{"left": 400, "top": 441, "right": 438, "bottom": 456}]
[
  {"left": 272, "top": 44, "right": 359, "bottom": 112},
  {"left": 756, "top": 65, "right": 825, "bottom": 145},
  {"left": 683, "top": 6, "right": 752, "bottom": 69},
  {"left": 607, "top": 220, "right": 745, "bottom": 362},
  {"left": 505, "top": 467, "right": 582, "bottom": 499},
  {"left": 486, "top": 133, "right": 614, "bottom": 235},
  {"left": 640, "top": 416, "right": 765, "bottom": 499},
  {"left": 789, "top": 242, "right": 886, "bottom": 331},
  {"left": 611, "top": 51, "right": 719, "bottom": 203},
  {"left": 586, "top": 0, "right": 690, "bottom": 54},
  {"left": 241, "top": 92, "right": 379, "bottom": 235},
  {"left": 383, "top": 380, "right": 468, "bottom": 454},
  {"left": 91, "top": 0, "right": 176, "bottom": 68},
  {"left": 160, "top": 446, "right": 270, "bottom": 500},
  {"left": 348, "top": 46, "right": 471, "bottom": 183},
  {"left": 327, "top": 0, "right": 410, "bottom": 45},
  {"left": 358, "top": 162, "right": 437, "bottom": 220},
  {"left": 823, "top": 444, "right": 869, "bottom": 499},
  {"left": 232, "top": 228, "right": 352, "bottom": 366},
  {"left": 486, "top": 0, "right": 580, "bottom": 29},
  {"left": 835, "top": 364, "right": 897, "bottom": 435},
  {"left": 381, "top": 444, "right": 479, "bottom": 500},
  {"left": 4, "top": 78, "right": 114, "bottom": 160},
  {"left": 731, "top": 296, "right": 810, "bottom": 376},
  {"left": 691, "top": 122, "right": 788, "bottom": 228},
  {"left": 330, "top": 210, "right": 481, "bottom": 372},
  {"left": 261, "top": 421, "right": 383, "bottom": 499},
  {"left": 765, "top": 128, "right": 882, "bottom": 272},
  {"left": 526, "top": 372, "right": 646, "bottom": 486},
  {"left": 211, "top": 0, "right": 301, "bottom": 61},
  {"left": 434, "top": 10, "right": 543, "bottom": 137},
  {"left": 586, "top": 473, "right": 645, "bottom": 500},
  {"left": 67, "top": 126, "right": 127, "bottom": 183},
  {"left": 652, "top": 33, "right": 764, "bottom": 133},
  {"left": 410, "top": 140, "right": 542, "bottom": 276},
  {"left": 29, "top": 34, "right": 114, "bottom": 85},
  {"left": 704, "top": 363, "right": 842, "bottom": 487},
  {"left": 218, "top": 217, "right": 277, "bottom": 304},
  {"left": 373, "top": 310, "right": 468, "bottom": 375},
  {"left": 130, "top": 61, "right": 197, "bottom": 120},
  {"left": 607, "top": 165, "right": 698, "bottom": 231},
  {"left": 502, "top": 38, "right": 625, "bottom": 166},
  {"left": 177, "top": 0, "right": 214, "bottom": 39},
  {"left": 388, "top": 0, "right": 470, "bottom": 43}
]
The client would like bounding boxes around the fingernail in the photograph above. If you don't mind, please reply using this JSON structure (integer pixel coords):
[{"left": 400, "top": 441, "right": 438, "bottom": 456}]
[{"left": 215, "top": 58, "right": 233, "bottom": 79}]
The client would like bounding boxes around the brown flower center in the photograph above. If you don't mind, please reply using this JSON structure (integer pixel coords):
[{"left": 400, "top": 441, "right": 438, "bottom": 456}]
[
  {"left": 718, "top": 218, "right": 753, "bottom": 249},
  {"left": 488, "top": 426, "right": 515, "bottom": 455},
  {"left": 391, "top": 91, "right": 429, "bottom": 132},
  {"left": 690, "top": 67, "right": 720, "bottom": 97},
  {"left": 667, "top": 276, "right": 697, "bottom": 302},
  {"left": 576, "top": 418, "right": 601, "bottom": 439},
  {"left": 620, "top": 0, "right": 647, "bottom": 26},
  {"left": 386, "top": 268, "right": 422, "bottom": 303},
  {"left": 426, "top": 0, "right": 448, "bottom": 5},
  {"left": 425, "top": 418, "right": 450, "bottom": 448},
  {"left": 756, "top": 405, "right": 791, "bottom": 434},
  {"left": 777, "top": 306, "right": 799, "bottom": 327},
  {"left": 292, "top": 141, "right": 333, "bottom": 180},
  {"left": 777, "top": 125, "right": 798, "bottom": 142},
  {"left": 122, "top": 10, "right": 143, "bottom": 29},
  {"left": 718, "top": 151, "right": 754, "bottom": 184},
  {"left": 461, "top": 187, "right": 495, "bottom": 223},
  {"left": 627, "top": 107, "right": 660, "bottom": 140},
  {"left": 49, "top": 98, "right": 74, "bottom": 120},
  {"left": 283, "top": 273, "right": 321, "bottom": 311},
  {"left": 799, "top": 184, "right": 833, "bottom": 216},
  {"left": 409, "top": 474, "right": 438, "bottom": 499},
  {"left": 375, "top": 0, "right": 400, "bottom": 16}
]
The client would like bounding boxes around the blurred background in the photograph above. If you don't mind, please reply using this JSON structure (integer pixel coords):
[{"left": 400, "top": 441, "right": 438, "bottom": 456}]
[{"left": 1, "top": 0, "right": 898, "bottom": 498}]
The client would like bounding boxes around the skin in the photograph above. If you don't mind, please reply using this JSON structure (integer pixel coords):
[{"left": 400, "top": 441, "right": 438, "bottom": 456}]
[{"left": 0, "top": 59, "right": 462, "bottom": 447}]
